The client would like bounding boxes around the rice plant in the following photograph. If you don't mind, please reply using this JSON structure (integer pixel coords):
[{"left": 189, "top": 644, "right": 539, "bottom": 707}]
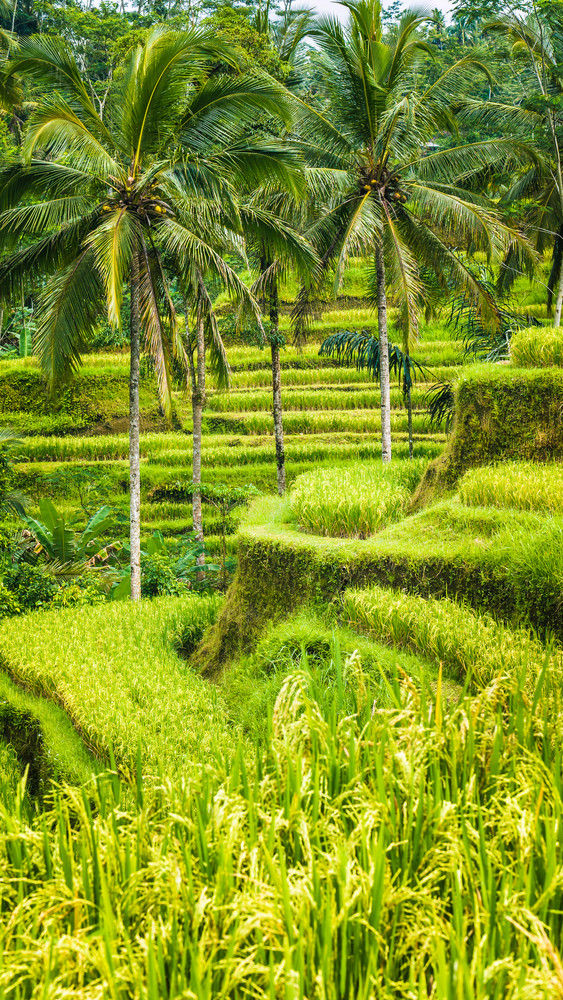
[
  {"left": 0, "top": 653, "right": 562, "bottom": 998},
  {"left": 341, "top": 582, "right": 563, "bottom": 688},
  {"left": 206, "top": 408, "right": 432, "bottom": 436},
  {"left": 205, "top": 385, "right": 431, "bottom": 413},
  {"left": 0, "top": 594, "right": 231, "bottom": 780},
  {"left": 459, "top": 462, "right": 563, "bottom": 513},
  {"left": 510, "top": 326, "right": 563, "bottom": 367},
  {"left": 289, "top": 461, "right": 425, "bottom": 537}
]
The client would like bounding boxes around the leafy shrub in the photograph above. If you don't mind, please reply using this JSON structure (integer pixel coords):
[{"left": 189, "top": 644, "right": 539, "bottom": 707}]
[
  {"left": 510, "top": 326, "right": 563, "bottom": 367},
  {"left": 141, "top": 552, "right": 186, "bottom": 597},
  {"left": 289, "top": 461, "right": 425, "bottom": 538},
  {"left": 49, "top": 584, "right": 106, "bottom": 609},
  {"left": 2, "top": 562, "right": 108, "bottom": 614},
  {"left": 3, "top": 562, "right": 58, "bottom": 610},
  {"left": 459, "top": 461, "right": 563, "bottom": 513},
  {"left": 0, "top": 583, "right": 21, "bottom": 618}
]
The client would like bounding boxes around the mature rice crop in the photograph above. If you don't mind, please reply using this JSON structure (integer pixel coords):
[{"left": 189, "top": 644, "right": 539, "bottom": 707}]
[
  {"left": 0, "top": 594, "right": 231, "bottom": 780},
  {"left": 205, "top": 385, "right": 430, "bottom": 412},
  {"left": 341, "top": 583, "right": 563, "bottom": 686},
  {"left": 206, "top": 408, "right": 431, "bottom": 436},
  {"left": 511, "top": 326, "right": 563, "bottom": 367},
  {"left": 228, "top": 363, "right": 463, "bottom": 390},
  {"left": 459, "top": 462, "right": 563, "bottom": 513},
  {"left": 0, "top": 655, "right": 562, "bottom": 997},
  {"left": 147, "top": 436, "right": 440, "bottom": 469},
  {"left": 229, "top": 366, "right": 373, "bottom": 388},
  {"left": 17, "top": 432, "right": 192, "bottom": 463},
  {"left": 223, "top": 336, "right": 463, "bottom": 372},
  {"left": 290, "top": 461, "right": 425, "bottom": 537}
]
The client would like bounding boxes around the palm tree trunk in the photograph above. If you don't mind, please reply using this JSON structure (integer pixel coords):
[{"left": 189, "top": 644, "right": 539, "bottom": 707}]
[
  {"left": 406, "top": 354, "right": 413, "bottom": 460},
  {"left": 555, "top": 259, "right": 563, "bottom": 328},
  {"left": 192, "top": 309, "right": 206, "bottom": 576},
  {"left": 375, "top": 242, "right": 391, "bottom": 463},
  {"left": 129, "top": 249, "right": 142, "bottom": 601},
  {"left": 547, "top": 225, "right": 563, "bottom": 317},
  {"left": 269, "top": 276, "right": 286, "bottom": 495}
]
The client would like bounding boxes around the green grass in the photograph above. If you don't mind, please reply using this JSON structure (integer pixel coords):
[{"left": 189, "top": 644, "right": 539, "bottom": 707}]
[
  {"left": 205, "top": 385, "right": 435, "bottom": 412},
  {"left": 228, "top": 363, "right": 463, "bottom": 390},
  {"left": 290, "top": 460, "right": 426, "bottom": 537},
  {"left": 16, "top": 428, "right": 441, "bottom": 465},
  {"left": 205, "top": 408, "right": 433, "bottom": 436},
  {"left": 0, "top": 594, "right": 235, "bottom": 781},
  {"left": 219, "top": 611, "right": 439, "bottom": 742},
  {"left": 0, "top": 670, "right": 97, "bottom": 789},
  {"left": 2, "top": 285, "right": 563, "bottom": 996},
  {"left": 458, "top": 461, "right": 563, "bottom": 513},
  {"left": 0, "top": 737, "right": 20, "bottom": 799}
]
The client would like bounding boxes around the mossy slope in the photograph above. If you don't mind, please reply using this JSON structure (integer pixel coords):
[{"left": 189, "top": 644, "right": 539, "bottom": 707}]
[
  {"left": 194, "top": 496, "right": 561, "bottom": 675},
  {"left": 412, "top": 365, "right": 563, "bottom": 508}
]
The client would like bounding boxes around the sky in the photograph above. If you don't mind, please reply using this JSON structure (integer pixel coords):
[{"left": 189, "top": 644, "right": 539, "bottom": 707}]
[{"left": 311, "top": 0, "right": 453, "bottom": 17}]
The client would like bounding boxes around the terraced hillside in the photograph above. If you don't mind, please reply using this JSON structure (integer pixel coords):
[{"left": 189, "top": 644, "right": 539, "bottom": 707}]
[
  {"left": 6, "top": 329, "right": 463, "bottom": 554},
  {"left": 3, "top": 256, "right": 549, "bottom": 556}
]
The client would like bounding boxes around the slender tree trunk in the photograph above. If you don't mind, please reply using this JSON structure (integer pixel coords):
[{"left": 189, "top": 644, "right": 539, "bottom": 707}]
[
  {"left": 129, "top": 250, "right": 142, "bottom": 601},
  {"left": 555, "top": 257, "right": 563, "bottom": 328},
  {"left": 547, "top": 228, "right": 563, "bottom": 317},
  {"left": 192, "top": 309, "right": 206, "bottom": 576},
  {"left": 375, "top": 242, "right": 391, "bottom": 463},
  {"left": 406, "top": 352, "right": 413, "bottom": 460},
  {"left": 269, "top": 275, "right": 286, "bottom": 495}
]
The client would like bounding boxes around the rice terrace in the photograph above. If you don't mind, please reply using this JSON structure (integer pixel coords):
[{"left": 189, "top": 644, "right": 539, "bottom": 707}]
[{"left": 1, "top": 0, "right": 563, "bottom": 995}]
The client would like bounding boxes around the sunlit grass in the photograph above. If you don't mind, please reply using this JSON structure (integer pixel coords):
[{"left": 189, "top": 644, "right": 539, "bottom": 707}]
[
  {"left": 290, "top": 460, "right": 426, "bottom": 537},
  {"left": 0, "top": 595, "right": 230, "bottom": 780},
  {"left": 1, "top": 647, "right": 563, "bottom": 997},
  {"left": 459, "top": 462, "right": 563, "bottom": 513},
  {"left": 341, "top": 582, "right": 562, "bottom": 687},
  {"left": 511, "top": 326, "right": 563, "bottom": 367}
]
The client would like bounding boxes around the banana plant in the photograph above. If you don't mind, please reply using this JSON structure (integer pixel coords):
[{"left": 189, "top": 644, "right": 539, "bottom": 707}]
[
  {"left": 18, "top": 500, "right": 118, "bottom": 575},
  {"left": 111, "top": 530, "right": 218, "bottom": 600}
]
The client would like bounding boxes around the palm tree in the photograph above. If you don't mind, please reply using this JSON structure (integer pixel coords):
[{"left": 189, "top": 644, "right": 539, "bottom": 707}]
[
  {"left": 294, "top": 0, "right": 535, "bottom": 462},
  {"left": 242, "top": 197, "right": 319, "bottom": 494},
  {"left": 0, "top": 29, "right": 297, "bottom": 598},
  {"left": 319, "top": 330, "right": 426, "bottom": 458},
  {"left": 485, "top": 11, "right": 563, "bottom": 323}
]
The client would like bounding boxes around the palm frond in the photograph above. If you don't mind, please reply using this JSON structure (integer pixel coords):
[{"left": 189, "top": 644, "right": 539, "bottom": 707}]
[
  {"left": 84, "top": 209, "right": 137, "bottom": 327},
  {"left": 8, "top": 35, "right": 114, "bottom": 146},
  {"left": 22, "top": 92, "right": 119, "bottom": 177},
  {"left": 138, "top": 235, "right": 175, "bottom": 420},
  {"left": 34, "top": 250, "right": 105, "bottom": 387},
  {"left": 194, "top": 270, "right": 230, "bottom": 391}
]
